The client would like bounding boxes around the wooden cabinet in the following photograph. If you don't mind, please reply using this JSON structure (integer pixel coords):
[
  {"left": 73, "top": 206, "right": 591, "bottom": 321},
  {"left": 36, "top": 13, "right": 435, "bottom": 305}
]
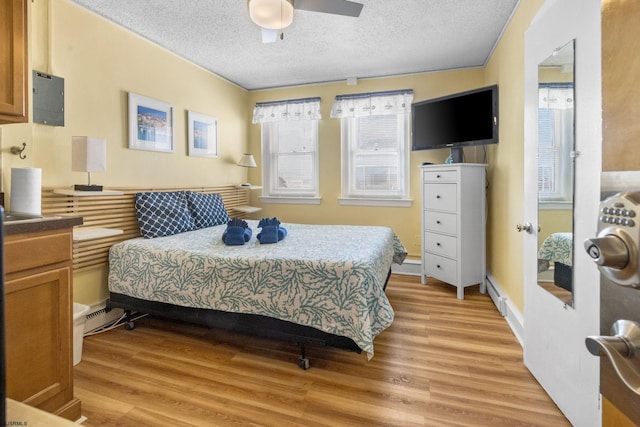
[
  {"left": 4, "top": 225, "right": 81, "bottom": 421},
  {"left": 421, "top": 164, "right": 487, "bottom": 299},
  {"left": 0, "top": 0, "right": 28, "bottom": 124}
]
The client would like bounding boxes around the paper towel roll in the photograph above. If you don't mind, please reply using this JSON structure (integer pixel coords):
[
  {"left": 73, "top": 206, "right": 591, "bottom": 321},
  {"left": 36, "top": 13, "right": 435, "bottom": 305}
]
[{"left": 10, "top": 168, "right": 42, "bottom": 215}]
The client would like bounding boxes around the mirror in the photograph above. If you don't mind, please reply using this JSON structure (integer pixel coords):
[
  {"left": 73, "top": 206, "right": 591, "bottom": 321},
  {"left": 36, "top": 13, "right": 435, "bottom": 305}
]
[{"left": 536, "top": 40, "right": 575, "bottom": 306}]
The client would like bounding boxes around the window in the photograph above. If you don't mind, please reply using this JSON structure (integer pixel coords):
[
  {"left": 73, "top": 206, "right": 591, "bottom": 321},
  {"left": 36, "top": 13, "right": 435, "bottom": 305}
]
[
  {"left": 538, "top": 84, "right": 574, "bottom": 204},
  {"left": 331, "top": 90, "right": 413, "bottom": 206},
  {"left": 342, "top": 114, "right": 408, "bottom": 198},
  {"left": 262, "top": 120, "right": 318, "bottom": 197},
  {"left": 252, "top": 97, "right": 321, "bottom": 203}
]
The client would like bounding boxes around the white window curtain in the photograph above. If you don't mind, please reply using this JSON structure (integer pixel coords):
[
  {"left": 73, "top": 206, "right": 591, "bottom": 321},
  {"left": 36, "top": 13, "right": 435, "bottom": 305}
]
[
  {"left": 330, "top": 90, "right": 413, "bottom": 119},
  {"left": 538, "top": 86, "right": 574, "bottom": 110},
  {"left": 331, "top": 90, "right": 413, "bottom": 205},
  {"left": 252, "top": 97, "right": 321, "bottom": 123}
]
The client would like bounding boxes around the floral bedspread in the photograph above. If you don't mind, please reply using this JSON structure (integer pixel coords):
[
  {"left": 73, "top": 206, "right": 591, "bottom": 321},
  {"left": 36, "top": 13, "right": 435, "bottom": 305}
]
[
  {"left": 108, "top": 221, "right": 407, "bottom": 358},
  {"left": 537, "top": 232, "right": 573, "bottom": 272}
]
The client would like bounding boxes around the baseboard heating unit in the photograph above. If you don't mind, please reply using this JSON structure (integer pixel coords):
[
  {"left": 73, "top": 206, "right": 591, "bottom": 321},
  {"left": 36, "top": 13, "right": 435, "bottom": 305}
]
[
  {"left": 486, "top": 274, "right": 524, "bottom": 347},
  {"left": 84, "top": 300, "right": 124, "bottom": 334}
]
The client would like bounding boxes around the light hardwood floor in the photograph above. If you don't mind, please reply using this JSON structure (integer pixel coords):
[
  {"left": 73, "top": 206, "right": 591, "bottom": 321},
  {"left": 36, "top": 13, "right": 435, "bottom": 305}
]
[{"left": 74, "top": 274, "right": 570, "bottom": 426}]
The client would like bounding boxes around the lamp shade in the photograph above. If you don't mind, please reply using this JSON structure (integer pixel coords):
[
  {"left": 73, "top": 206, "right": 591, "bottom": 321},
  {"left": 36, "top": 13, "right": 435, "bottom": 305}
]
[
  {"left": 72, "top": 136, "right": 106, "bottom": 173},
  {"left": 237, "top": 153, "right": 257, "bottom": 168},
  {"left": 248, "top": 0, "right": 294, "bottom": 30}
]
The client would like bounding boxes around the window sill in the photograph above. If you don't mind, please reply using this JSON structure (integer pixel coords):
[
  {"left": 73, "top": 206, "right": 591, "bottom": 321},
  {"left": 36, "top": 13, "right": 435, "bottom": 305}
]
[
  {"left": 539, "top": 201, "right": 572, "bottom": 210},
  {"left": 338, "top": 197, "right": 413, "bottom": 207},
  {"left": 259, "top": 196, "right": 321, "bottom": 205}
]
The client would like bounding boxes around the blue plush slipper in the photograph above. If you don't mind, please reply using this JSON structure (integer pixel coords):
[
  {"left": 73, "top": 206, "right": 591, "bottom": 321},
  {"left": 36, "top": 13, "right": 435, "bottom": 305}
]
[
  {"left": 222, "top": 218, "right": 252, "bottom": 245},
  {"left": 257, "top": 217, "right": 285, "bottom": 244}
]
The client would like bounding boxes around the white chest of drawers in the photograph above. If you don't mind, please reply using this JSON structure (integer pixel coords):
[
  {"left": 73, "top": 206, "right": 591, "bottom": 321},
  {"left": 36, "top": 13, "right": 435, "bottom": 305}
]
[{"left": 421, "top": 164, "right": 487, "bottom": 299}]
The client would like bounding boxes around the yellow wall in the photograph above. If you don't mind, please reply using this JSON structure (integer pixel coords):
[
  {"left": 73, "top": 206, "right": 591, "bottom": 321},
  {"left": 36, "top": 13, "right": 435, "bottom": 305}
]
[
  {"left": 1, "top": 0, "right": 250, "bottom": 304},
  {"left": 248, "top": 1, "right": 544, "bottom": 312},
  {"left": 482, "top": 0, "right": 545, "bottom": 311},
  {"left": 0, "top": 0, "right": 545, "bottom": 311},
  {"left": 538, "top": 209, "right": 572, "bottom": 247},
  {"left": 1, "top": 0, "right": 249, "bottom": 190},
  {"left": 246, "top": 70, "right": 486, "bottom": 260}
]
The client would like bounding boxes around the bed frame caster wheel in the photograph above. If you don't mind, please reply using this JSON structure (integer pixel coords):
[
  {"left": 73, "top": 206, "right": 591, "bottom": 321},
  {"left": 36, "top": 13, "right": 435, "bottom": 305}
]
[
  {"left": 297, "top": 343, "right": 310, "bottom": 370},
  {"left": 123, "top": 310, "right": 136, "bottom": 330},
  {"left": 298, "top": 356, "right": 310, "bottom": 370}
]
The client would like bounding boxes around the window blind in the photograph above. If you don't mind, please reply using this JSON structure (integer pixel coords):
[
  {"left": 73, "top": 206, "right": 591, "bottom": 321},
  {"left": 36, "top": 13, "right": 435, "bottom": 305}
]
[{"left": 538, "top": 83, "right": 574, "bottom": 201}]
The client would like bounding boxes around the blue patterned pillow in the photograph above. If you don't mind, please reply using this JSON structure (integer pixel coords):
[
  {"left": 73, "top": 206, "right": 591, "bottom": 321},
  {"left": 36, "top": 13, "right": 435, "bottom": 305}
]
[
  {"left": 186, "top": 191, "right": 230, "bottom": 229},
  {"left": 135, "top": 191, "right": 196, "bottom": 238}
]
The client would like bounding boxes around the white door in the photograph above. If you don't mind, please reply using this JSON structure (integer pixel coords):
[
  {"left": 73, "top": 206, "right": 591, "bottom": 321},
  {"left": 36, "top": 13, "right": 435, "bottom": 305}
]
[{"left": 523, "top": 0, "right": 601, "bottom": 425}]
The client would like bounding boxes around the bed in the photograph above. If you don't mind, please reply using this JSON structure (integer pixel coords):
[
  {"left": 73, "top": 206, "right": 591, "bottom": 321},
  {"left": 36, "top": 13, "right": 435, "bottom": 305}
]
[
  {"left": 108, "top": 193, "right": 407, "bottom": 368},
  {"left": 537, "top": 232, "right": 573, "bottom": 292}
]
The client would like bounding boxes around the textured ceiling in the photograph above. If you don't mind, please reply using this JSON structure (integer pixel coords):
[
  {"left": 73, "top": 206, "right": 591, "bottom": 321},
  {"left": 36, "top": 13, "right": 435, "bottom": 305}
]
[{"left": 69, "top": 0, "right": 520, "bottom": 91}]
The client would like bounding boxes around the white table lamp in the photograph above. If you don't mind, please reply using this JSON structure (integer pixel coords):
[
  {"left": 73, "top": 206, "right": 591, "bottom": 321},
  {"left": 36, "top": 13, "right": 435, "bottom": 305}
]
[
  {"left": 237, "top": 153, "right": 256, "bottom": 187},
  {"left": 72, "top": 136, "right": 106, "bottom": 191},
  {"left": 237, "top": 153, "right": 257, "bottom": 168}
]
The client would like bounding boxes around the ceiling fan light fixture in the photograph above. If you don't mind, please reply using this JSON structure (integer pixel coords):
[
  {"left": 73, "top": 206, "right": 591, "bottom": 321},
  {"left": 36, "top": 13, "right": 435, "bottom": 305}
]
[{"left": 248, "top": 0, "right": 294, "bottom": 30}]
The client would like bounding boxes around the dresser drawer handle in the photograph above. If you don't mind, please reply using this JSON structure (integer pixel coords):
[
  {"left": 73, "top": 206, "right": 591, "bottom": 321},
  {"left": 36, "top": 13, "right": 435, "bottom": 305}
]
[
  {"left": 437, "top": 264, "right": 442, "bottom": 269},
  {"left": 436, "top": 195, "right": 441, "bottom": 199},
  {"left": 436, "top": 242, "right": 441, "bottom": 246},
  {"left": 436, "top": 174, "right": 441, "bottom": 178},
  {"left": 436, "top": 220, "right": 441, "bottom": 224}
]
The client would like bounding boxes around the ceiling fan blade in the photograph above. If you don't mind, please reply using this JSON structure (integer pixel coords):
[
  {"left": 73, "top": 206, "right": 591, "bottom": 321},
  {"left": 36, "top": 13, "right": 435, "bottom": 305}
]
[
  {"left": 294, "top": 0, "right": 363, "bottom": 17},
  {"left": 261, "top": 28, "right": 279, "bottom": 43}
]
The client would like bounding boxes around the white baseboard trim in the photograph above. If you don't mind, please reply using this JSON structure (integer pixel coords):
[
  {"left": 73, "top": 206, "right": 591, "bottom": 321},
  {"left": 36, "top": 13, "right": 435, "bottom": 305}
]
[
  {"left": 486, "top": 273, "right": 524, "bottom": 347},
  {"left": 392, "top": 258, "right": 421, "bottom": 276}
]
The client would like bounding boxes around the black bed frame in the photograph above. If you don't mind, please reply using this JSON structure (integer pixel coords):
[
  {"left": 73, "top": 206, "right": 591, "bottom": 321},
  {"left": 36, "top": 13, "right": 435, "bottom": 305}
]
[
  {"left": 107, "top": 270, "right": 391, "bottom": 369},
  {"left": 554, "top": 261, "right": 573, "bottom": 292}
]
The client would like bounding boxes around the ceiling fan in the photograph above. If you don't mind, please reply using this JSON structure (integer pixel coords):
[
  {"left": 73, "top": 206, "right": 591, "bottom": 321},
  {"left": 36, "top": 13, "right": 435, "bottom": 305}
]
[{"left": 247, "top": 0, "right": 364, "bottom": 43}]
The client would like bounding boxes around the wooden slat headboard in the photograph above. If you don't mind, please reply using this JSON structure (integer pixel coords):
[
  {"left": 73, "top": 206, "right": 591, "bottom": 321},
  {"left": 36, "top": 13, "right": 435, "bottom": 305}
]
[{"left": 41, "top": 185, "right": 251, "bottom": 272}]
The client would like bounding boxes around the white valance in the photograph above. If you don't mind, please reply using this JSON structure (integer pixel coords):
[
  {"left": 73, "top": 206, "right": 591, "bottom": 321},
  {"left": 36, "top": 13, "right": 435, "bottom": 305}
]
[
  {"left": 539, "top": 86, "right": 573, "bottom": 110},
  {"left": 330, "top": 89, "right": 413, "bottom": 118},
  {"left": 252, "top": 97, "right": 321, "bottom": 124}
]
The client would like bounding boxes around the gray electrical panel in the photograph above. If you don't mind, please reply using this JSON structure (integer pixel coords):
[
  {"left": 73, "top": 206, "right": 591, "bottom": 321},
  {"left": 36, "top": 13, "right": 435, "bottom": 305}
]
[{"left": 33, "top": 70, "right": 65, "bottom": 126}]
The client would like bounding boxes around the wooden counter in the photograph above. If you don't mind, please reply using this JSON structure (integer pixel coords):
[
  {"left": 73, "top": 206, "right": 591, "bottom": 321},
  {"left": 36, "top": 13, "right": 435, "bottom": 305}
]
[{"left": 3, "top": 215, "right": 82, "bottom": 236}]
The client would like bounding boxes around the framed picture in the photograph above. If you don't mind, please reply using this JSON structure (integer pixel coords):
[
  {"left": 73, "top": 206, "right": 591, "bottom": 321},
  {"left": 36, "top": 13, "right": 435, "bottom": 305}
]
[
  {"left": 128, "top": 92, "right": 174, "bottom": 152},
  {"left": 187, "top": 111, "right": 218, "bottom": 158}
]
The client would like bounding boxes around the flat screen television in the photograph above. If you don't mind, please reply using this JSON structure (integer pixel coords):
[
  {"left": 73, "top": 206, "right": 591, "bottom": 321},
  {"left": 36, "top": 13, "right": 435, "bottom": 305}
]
[{"left": 411, "top": 85, "right": 498, "bottom": 162}]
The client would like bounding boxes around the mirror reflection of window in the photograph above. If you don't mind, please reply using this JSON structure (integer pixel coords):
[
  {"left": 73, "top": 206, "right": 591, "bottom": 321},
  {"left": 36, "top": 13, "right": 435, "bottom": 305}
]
[
  {"left": 538, "top": 83, "right": 574, "bottom": 203},
  {"left": 536, "top": 39, "right": 575, "bottom": 307}
]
